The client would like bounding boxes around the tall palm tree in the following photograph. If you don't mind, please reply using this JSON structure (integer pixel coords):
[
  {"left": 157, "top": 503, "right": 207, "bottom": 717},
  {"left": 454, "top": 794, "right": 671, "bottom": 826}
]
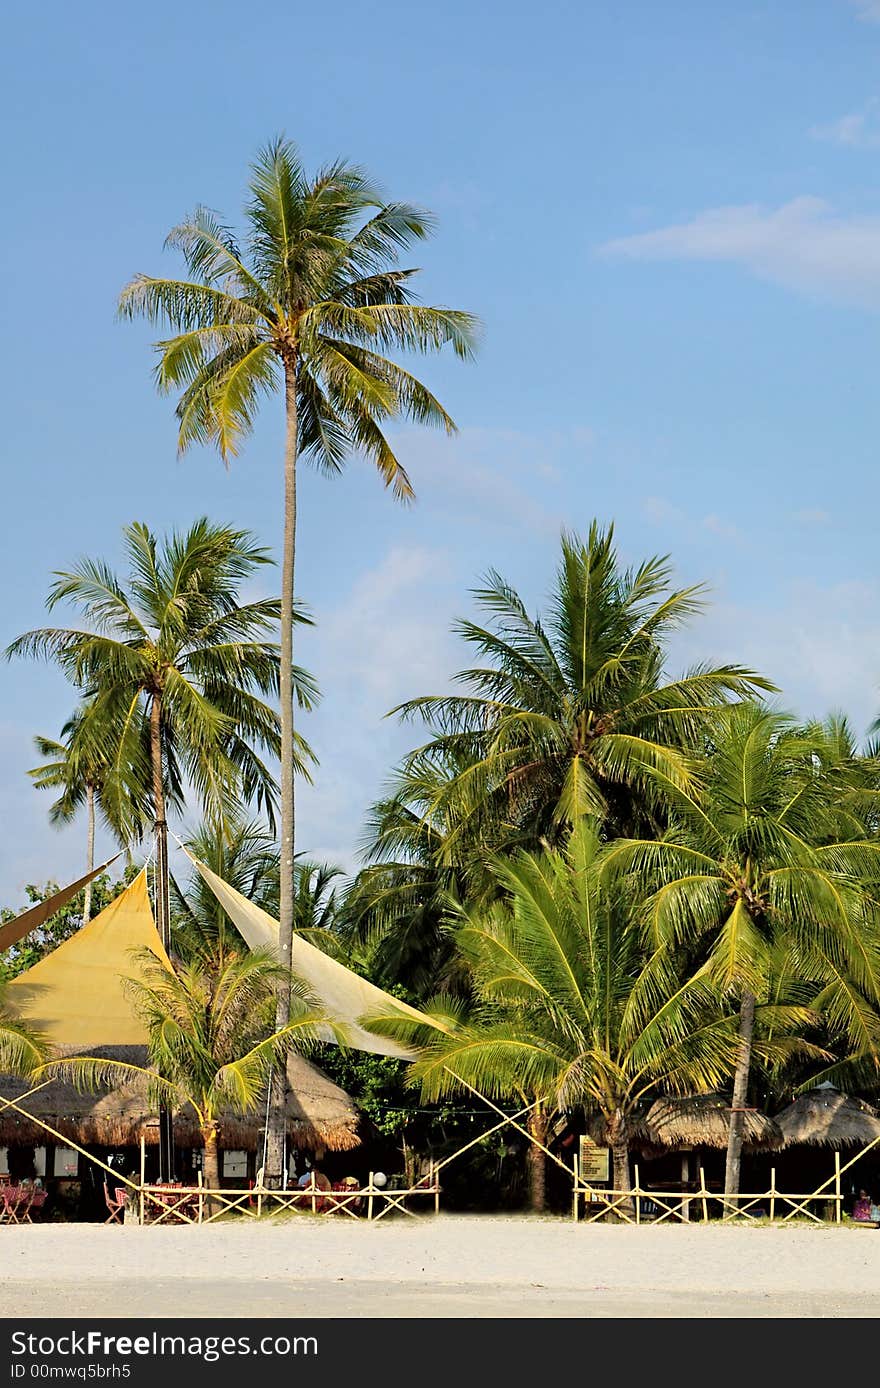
[
  {"left": 392, "top": 524, "right": 773, "bottom": 861},
  {"left": 117, "top": 137, "right": 478, "bottom": 1178},
  {"left": 43, "top": 948, "right": 331, "bottom": 1192},
  {"left": 601, "top": 702, "right": 880, "bottom": 1197},
  {"left": 7, "top": 518, "right": 317, "bottom": 954},
  {"left": 30, "top": 702, "right": 148, "bottom": 925},
  {"left": 371, "top": 823, "right": 780, "bottom": 1211}
]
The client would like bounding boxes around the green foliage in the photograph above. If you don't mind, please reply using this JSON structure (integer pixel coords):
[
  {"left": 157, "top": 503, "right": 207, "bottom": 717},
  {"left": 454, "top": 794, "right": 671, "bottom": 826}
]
[
  {"left": 30, "top": 701, "right": 149, "bottom": 844},
  {"left": 602, "top": 702, "right": 880, "bottom": 1037},
  {"left": 389, "top": 524, "right": 774, "bottom": 859},
  {"left": 42, "top": 947, "right": 335, "bottom": 1127},
  {"left": 7, "top": 518, "right": 318, "bottom": 830},
  {"left": 119, "top": 137, "right": 479, "bottom": 493}
]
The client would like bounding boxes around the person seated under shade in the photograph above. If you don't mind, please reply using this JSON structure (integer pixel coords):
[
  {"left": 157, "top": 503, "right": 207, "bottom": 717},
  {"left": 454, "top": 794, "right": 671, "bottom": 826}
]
[{"left": 852, "top": 1190, "right": 877, "bottom": 1223}]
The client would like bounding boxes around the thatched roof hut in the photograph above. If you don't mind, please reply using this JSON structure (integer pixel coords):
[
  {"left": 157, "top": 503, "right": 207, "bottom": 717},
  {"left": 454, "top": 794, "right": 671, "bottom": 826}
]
[
  {"left": 0, "top": 1047, "right": 362, "bottom": 1154},
  {"left": 638, "top": 1093, "right": 783, "bottom": 1152},
  {"left": 776, "top": 1089, "right": 880, "bottom": 1150}
]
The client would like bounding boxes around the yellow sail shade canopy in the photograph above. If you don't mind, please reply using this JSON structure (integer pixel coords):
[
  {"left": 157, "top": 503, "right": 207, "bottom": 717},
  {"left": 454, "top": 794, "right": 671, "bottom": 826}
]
[
  {"left": 187, "top": 854, "right": 445, "bottom": 1060},
  {"left": 5, "top": 870, "right": 172, "bottom": 1048},
  {"left": 0, "top": 852, "right": 123, "bottom": 954}
]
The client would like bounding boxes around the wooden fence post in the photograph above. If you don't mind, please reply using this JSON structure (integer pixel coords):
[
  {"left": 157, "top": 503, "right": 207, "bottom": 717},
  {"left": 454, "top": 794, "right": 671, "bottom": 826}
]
[
  {"left": 367, "top": 1173, "right": 374, "bottom": 1222},
  {"left": 139, "top": 1136, "right": 146, "bottom": 1225},
  {"left": 433, "top": 1160, "right": 439, "bottom": 1216},
  {"left": 634, "top": 1163, "right": 641, "bottom": 1225},
  {"left": 197, "top": 1169, "right": 204, "bottom": 1225},
  {"left": 835, "top": 1151, "right": 841, "bottom": 1224},
  {"left": 572, "top": 1154, "right": 579, "bottom": 1223},
  {"left": 699, "top": 1165, "right": 708, "bottom": 1223},
  {"left": 770, "top": 1167, "right": 776, "bottom": 1223}
]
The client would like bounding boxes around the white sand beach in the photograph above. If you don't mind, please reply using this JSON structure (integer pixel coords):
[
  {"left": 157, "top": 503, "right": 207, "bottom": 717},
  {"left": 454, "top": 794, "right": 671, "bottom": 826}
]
[{"left": 3, "top": 1216, "right": 880, "bottom": 1318}]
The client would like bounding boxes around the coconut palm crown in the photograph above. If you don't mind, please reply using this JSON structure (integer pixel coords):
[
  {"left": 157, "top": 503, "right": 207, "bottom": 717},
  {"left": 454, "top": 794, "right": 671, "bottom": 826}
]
[
  {"left": 7, "top": 517, "right": 317, "bottom": 833},
  {"left": 392, "top": 523, "right": 774, "bottom": 858},
  {"left": 601, "top": 702, "right": 880, "bottom": 1195}
]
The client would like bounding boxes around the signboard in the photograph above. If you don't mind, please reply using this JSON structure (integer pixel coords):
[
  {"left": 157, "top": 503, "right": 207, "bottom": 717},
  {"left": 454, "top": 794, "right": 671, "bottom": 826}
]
[{"left": 578, "top": 1136, "right": 610, "bottom": 1183}]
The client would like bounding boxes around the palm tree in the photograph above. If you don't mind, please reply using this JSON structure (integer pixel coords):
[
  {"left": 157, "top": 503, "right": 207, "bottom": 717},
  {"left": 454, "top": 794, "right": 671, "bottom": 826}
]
[
  {"left": 601, "top": 702, "right": 880, "bottom": 1197},
  {"left": 392, "top": 524, "right": 773, "bottom": 861},
  {"left": 117, "top": 137, "right": 479, "bottom": 1178},
  {"left": 173, "top": 816, "right": 344, "bottom": 962},
  {"left": 346, "top": 756, "right": 492, "bottom": 998},
  {"left": 29, "top": 702, "right": 148, "bottom": 925},
  {"left": 42, "top": 948, "right": 332, "bottom": 1191},
  {"left": 0, "top": 994, "right": 46, "bottom": 1076},
  {"left": 172, "top": 817, "right": 281, "bottom": 964},
  {"left": 373, "top": 823, "right": 772, "bottom": 1211},
  {"left": 7, "top": 518, "right": 317, "bottom": 954}
]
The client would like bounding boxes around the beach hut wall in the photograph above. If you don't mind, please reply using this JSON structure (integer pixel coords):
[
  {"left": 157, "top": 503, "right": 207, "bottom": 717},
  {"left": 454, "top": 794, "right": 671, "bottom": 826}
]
[
  {"left": 0, "top": 1048, "right": 361, "bottom": 1154},
  {"left": 775, "top": 1090, "right": 880, "bottom": 1149}
]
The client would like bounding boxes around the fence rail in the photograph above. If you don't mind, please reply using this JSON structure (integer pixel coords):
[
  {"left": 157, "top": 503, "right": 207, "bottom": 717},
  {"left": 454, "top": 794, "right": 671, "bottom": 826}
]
[
  {"left": 572, "top": 1154, "right": 844, "bottom": 1224},
  {"left": 136, "top": 1166, "right": 441, "bottom": 1225}
]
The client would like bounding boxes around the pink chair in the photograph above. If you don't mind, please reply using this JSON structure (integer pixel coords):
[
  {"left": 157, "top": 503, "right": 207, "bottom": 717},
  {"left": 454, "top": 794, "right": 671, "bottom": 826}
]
[{"left": 103, "top": 1182, "right": 126, "bottom": 1223}]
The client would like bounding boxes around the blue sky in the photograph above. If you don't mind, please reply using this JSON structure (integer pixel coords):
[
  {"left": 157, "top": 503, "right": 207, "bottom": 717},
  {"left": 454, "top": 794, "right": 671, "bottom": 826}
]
[{"left": 3, "top": 0, "right": 880, "bottom": 901}]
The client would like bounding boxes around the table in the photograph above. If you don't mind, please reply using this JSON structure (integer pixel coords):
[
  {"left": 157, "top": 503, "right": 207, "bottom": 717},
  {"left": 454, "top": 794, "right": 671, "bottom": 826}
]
[{"left": 143, "top": 1184, "right": 200, "bottom": 1223}]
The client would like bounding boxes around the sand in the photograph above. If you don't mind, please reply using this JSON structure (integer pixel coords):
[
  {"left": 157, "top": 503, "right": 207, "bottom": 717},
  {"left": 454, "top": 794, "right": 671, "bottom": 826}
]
[{"left": 3, "top": 1216, "right": 880, "bottom": 1317}]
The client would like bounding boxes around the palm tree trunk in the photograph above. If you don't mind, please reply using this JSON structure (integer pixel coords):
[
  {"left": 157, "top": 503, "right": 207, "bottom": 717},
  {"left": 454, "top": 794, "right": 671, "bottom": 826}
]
[
  {"left": 527, "top": 1104, "right": 548, "bottom": 1213},
  {"left": 149, "top": 696, "right": 170, "bottom": 951},
  {"left": 83, "top": 782, "right": 95, "bottom": 926},
  {"left": 265, "top": 355, "right": 298, "bottom": 1187},
  {"left": 201, "top": 1122, "right": 221, "bottom": 1215},
  {"left": 149, "top": 693, "right": 173, "bottom": 1183},
  {"left": 608, "top": 1110, "right": 633, "bottom": 1221},
  {"left": 724, "top": 988, "right": 755, "bottom": 1200}
]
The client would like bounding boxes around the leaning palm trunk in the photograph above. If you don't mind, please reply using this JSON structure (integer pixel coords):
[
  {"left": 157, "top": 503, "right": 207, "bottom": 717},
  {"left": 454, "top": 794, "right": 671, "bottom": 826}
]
[
  {"left": 527, "top": 1104, "right": 548, "bottom": 1213},
  {"left": 83, "top": 782, "right": 95, "bottom": 927},
  {"left": 724, "top": 988, "right": 755, "bottom": 1199},
  {"left": 265, "top": 357, "right": 298, "bottom": 1187}
]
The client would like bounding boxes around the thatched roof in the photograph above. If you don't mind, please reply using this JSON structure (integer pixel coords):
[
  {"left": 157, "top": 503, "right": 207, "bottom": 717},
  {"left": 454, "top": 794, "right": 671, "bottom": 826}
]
[
  {"left": 0, "top": 1047, "right": 361, "bottom": 1154},
  {"left": 638, "top": 1093, "right": 783, "bottom": 1152},
  {"left": 776, "top": 1089, "right": 880, "bottom": 1150}
]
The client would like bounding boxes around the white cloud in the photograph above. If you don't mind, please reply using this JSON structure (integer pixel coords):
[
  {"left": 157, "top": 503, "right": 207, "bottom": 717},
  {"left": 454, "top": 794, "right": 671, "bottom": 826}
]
[
  {"left": 850, "top": 0, "right": 880, "bottom": 22},
  {"left": 702, "top": 514, "right": 744, "bottom": 545},
  {"left": 642, "top": 497, "right": 746, "bottom": 548},
  {"left": 670, "top": 578, "right": 880, "bottom": 736},
  {"left": 294, "top": 545, "right": 460, "bottom": 871},
  {"left": 388, "top": 424, "right": 579, "bottom": 536},
  {"left": 811, "top": 102, "right": 880, "bottom": 148},
  {"left": 600, "top": 198, "right": 880, "bottom": 305}
]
